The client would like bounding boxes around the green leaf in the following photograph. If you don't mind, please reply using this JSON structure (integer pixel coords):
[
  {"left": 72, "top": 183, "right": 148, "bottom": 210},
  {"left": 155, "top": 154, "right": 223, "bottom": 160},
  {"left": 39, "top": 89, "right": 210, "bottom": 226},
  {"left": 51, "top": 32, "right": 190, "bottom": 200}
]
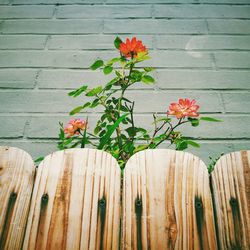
[
  {"left": 134, "top": 144, "right": 148, "bottom": 153},
  {"left": 80, "top": 118, "right": 88, "bottom": 148},
  {"left": 69, "top": 106, "right": 84, "bottom": 115},
  {"left": 90, "top": 98, "right": 100, "bottom": 108},
  {"left": 105, "top": 77, "right": 121, "bottom": 90},
  {"left": 59, "top": 122, "right": 65, "bottom": 139},
  {"left": 136, "top": 52, "right": 150, "bottom": 62},
  {"left": 105, "top": 77, "right": 119, "bottom": 89},
  {"left": 114, "top": 36, "right": 122, "bottom": 49},
  {"left": 207, "top": 153, "right": 224, "bottom": 174},
  {"left": 126, "top": 127, "right": 136, "bottom": 137},
  {"left": 186, "top": 140, "right": 200, "bottom": 148},
  {"left": 107, "top": 57, "right": 120, "bottom": 65},
  {"left": 141, "top": 75, "right": 155, "bottom": 84},
  {"left": 69, "top": 102, "right": 91, "bottom": 115},
  {"left": 176, "top": 140, "right": 188, "bottom": 151},
  {"left": 103, "top": 65, "right": 113, "bottom": 75},
  {"left": 122, "top": 97, "right": 132, "bottom": 103},
  {"left": 115, "top": 70, "right": 122, "bottom": 78},
  {"left": 188, "top": 118, "right": 199, "bottom": 127},
  {"left": 86, "top": 86, "right": 103, "bottom": 97},
  {"left": 99, "top": 130, "right": 106, "bottom": 137},
  {"left": 94, "top": 126, "right": 101, "bottom": 135},
  {"left": 90, "top": 59, "right": 104, "bottom": 70},
  {"left": 200, "top": 117, "right": 223, "bottom": 122},
  {"left": 98, "top": 113, "right": 129, "bottom": 149},
  {"left": 68, "top": 85, "right": 88, "bottom": 97},
  {"left": 34, "top": 156, "right": 44, "bottom": 164},
  {"left": 130, "top": 70, "right": 143, "bottom": 82},
  {"left": 144, "top": 67, "right": 154, "bottom": 72},
  {"left": 174, "top": 138, "right": 188, "bottom": 151}
]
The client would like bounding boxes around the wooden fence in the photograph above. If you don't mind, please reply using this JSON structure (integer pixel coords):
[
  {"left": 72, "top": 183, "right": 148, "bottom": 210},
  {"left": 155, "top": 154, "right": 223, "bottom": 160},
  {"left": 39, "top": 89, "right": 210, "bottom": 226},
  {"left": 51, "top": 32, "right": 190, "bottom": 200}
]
[{"left": 0, "top": 146, "right": 249, "bottom": 250}]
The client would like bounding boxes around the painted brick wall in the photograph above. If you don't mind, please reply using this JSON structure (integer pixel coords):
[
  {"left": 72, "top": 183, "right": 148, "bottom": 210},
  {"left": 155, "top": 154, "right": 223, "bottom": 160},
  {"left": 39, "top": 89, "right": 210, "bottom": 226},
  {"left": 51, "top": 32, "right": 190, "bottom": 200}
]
[{"left": 0, "top": 0, "right": 250, "bottom": 164}]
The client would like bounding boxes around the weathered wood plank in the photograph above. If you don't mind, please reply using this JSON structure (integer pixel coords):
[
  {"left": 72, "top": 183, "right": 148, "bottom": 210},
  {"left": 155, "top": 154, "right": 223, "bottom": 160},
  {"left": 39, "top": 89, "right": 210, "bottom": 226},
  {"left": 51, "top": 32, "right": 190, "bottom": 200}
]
[
  {"left": 23, "top": 148, "right": 121, "bottom": 250},
  {"left": 211, "top": 150, "right": 250, "bottom": 249},
  {"left": 0, "top": 146, "right": 35, "bottom": 250},
  {"left": 122, "top": 149, "right": 217, "bottom": 250}
]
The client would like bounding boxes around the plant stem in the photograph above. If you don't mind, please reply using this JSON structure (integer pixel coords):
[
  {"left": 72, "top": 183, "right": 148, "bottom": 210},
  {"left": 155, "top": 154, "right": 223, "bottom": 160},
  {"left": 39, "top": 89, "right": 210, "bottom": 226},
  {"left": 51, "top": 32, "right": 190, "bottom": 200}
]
[{"left": 153, "top": 119, "right": 189, "bottom": 148}]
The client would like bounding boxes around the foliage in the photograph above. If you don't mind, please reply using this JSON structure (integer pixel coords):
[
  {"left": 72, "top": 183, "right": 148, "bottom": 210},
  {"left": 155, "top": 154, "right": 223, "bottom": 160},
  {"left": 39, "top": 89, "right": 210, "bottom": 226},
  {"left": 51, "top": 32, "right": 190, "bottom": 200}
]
[
  {"left": 58, "top": 37, "right": 222, "bottom": 169},
  {"left": 207, "top": 153, "right": 224, "bottom": 174}
]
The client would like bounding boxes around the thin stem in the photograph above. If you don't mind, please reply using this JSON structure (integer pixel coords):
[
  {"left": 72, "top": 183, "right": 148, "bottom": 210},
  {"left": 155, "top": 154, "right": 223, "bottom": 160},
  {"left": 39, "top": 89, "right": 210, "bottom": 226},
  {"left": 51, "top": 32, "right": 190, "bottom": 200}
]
[{"left": 153, "top": 119, "right": 189, "bottom": 148}]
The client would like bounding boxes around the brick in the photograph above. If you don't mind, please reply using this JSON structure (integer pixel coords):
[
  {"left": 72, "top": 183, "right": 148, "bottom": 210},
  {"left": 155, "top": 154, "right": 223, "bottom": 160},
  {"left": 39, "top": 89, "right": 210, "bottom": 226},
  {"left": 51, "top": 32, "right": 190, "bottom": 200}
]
[
  {"left": 128, "top": 91, "right": 222, "bottom": 113},
  {"left": 0, "top": 0, "right": 249, "bottom": 160},
  {"left": 0, "top": 51, "right": 115, "bottom": 68},
  {"left": 156, "top": 35, "right": 250, "bottom": 50},
  {"left": 104, "top": 19, "right": 207, "bottom": 34},
  {"left": 208, "top": 20, "right": 250, "bottom": 34},
  {"left": 0, "top": 69, "right": 37, "bottom": 89},
  {"left": 38, "top": 69, "right": 113, "bottom": 89},
  {"left": 157, "top": 70, "right": 250, "bottom": 89},
  {"left": 149, "top": 51, "right": 212, "bottom": 68},
  {"left": 38, "top": 69, "right": 155, "bottom": 90},
  {"left": 179, "top": 115, "right": 250, "bottom": 139},
  {"left": 0, "top": 35, "right": 47, "bottom": 49},
  {"left": 56, "top": 5, "right": 151, "bottom": 18},
  {"left": 191, "top": 141, "right": 250, "bottom": 166},
  {"left": 0, "top": 6, "right": 54, "bottom": 19},
  {"left": 27, "top": 115, "right": 98, "bottom": 138},
  {"left": 222, "top": 93, "right": 250, "bottom": 113},
  {"left": 214, "top": 52, "right": 250, "bottom": 68},
  {"left": 0, "top": 90, "right": 93, "bottom": 113},
  {"left": 28, "top": 114, "right": 250, "bottom": 140},
  {"left": 0, "top": 116, "right": 27, "bottom": 138},
  {"left": 48, "top": 35, "right": 153, "bottom": 50},
  {"left": 0, "top": 19, "right": 103, "bottom": 34},
  {"left": 0, "top": 90, "right": 222, "bottom": 113},
  {"left": 0, "top": 140, "right": 57, "bottom": 160},
  {"left": 186, "top": 141, "right": 234, "bottom": 165},
  {"left": 0, "top": 0, "right": 10, "bottom": 4},
  {"left": 200, "top": 0, "right": 250, "bottom": 3},
  {"left": 233, "top": 142, "right": 250, "bottom": 152},
  {"left": 0, "top": 50, "right": 212, "bottom": 68},
  {"left": 134, "top": 114, "right": 250, "bottom": 139},
  {"left": 107, "top": 0, "right": 198, "bottom": 3},
  {"left": 12, "top": 0, "right": 103, "bottom": 3},
  {"left": 154, "top": 5, "right": 250, "bottom": 19}
]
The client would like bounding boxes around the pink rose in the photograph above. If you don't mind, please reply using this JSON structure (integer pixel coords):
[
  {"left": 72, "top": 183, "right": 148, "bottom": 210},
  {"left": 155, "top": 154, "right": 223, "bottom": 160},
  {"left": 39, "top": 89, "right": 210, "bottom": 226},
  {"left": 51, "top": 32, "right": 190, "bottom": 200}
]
[
  {"left": 64, "top": 118, "right": 87, "bottom": 137},
  {"left": 167, "top": 98, "right": 200, "bottom": 119}
]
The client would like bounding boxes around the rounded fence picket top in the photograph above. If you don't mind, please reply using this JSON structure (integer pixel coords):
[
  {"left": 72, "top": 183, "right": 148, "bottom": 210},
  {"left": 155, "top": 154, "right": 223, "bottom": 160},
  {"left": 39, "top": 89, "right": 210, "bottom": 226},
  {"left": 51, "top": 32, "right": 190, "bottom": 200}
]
[
  {"left": 122, "top": 149, "right": 217, "bottom": 250},
  {"left": 211, "top": 150, "right": 250, "bottom": 249},
  {"left": 23, "top": 148, "right": 121, "bottom": 250},
  {"left": 0, "top": 146, "right": 249, "bottom": 249},
  {"left": 0, "top": 146, "right": 35, "bottom": 250}
]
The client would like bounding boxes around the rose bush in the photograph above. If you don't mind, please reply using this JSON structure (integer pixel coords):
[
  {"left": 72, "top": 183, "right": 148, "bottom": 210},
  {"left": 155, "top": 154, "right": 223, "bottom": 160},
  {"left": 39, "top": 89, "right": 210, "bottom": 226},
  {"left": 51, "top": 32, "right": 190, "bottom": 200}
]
[{"left": 58, "top": 37, "right": 221, "bottom": 168}]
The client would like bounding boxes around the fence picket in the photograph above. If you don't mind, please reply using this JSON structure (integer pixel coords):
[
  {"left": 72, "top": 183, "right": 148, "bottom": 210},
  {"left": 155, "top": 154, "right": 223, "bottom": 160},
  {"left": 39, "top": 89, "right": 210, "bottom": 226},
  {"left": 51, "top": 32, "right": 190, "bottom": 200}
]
[
  {"left": 1, "top": 146, "right": 250, "bottom": 249},
  {"left": 0, "top": 146, "right": 35, "bottom": 250},
  {"left": 22, "top": 148, "right": 121, "bottom": 250},
  {"left": 211, "top": 150, "right": 250, "bottom": 249},
  {"left": 122, "top": 149, "right": 217, "bottom": 250}
]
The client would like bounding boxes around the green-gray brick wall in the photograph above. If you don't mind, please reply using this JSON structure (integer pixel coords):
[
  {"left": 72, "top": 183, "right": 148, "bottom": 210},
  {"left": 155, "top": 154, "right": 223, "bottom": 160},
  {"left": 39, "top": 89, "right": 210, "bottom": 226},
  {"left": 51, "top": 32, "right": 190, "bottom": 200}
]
[{"left": 0, "top": 0, "right": 249, "bottom": 164}]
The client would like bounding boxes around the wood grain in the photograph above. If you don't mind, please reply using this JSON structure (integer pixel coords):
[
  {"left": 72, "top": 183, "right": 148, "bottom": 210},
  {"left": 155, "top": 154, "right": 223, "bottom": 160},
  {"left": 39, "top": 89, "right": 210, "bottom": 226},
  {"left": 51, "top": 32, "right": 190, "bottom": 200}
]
[
  {"left": 122, "top": 149, "right": 217, "bottom": 250},
  {"left": 0, "top": 146, "right": 35, "bottom": 250},
  {"left": 211, "top": 150, "right": 250, "bottom": 249},
  {"left": 22, "top": 148, "right": 121, "bottom": 250}
]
